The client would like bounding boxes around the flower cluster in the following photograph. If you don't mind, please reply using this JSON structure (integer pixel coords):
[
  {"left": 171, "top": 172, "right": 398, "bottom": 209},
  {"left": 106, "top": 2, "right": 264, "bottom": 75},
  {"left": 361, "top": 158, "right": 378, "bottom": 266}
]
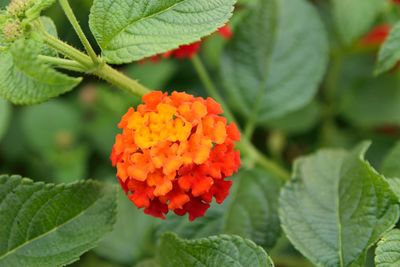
[{"left": 110, "top": 91, "right": 241, "bottom": 221}]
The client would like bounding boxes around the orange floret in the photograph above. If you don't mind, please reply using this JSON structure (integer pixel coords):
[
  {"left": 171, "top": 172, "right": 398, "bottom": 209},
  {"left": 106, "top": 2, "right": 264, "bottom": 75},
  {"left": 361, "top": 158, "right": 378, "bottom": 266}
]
[{"left": 111, "top": 91, "right": 241, "bottom": 221}]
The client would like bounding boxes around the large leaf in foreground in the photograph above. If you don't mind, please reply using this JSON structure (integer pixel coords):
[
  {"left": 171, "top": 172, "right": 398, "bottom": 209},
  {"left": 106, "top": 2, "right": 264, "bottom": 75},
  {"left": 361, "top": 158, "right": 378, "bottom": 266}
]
[
  {"left": 158, "top": 233, "right": 274, "bottom": 267},
  {"left": 89, "top": 0, "right": 235, "bottom": 64},
  {"left": 279, "top": 143, "right": 400, "bottom": 267},
  {"left": 221, "top": 0, "right": 328, "bottom": 122},
  {"left": 0, "top": 175, "right": 117, "bottom": 267},
  {"left": 0, "top": 39, "right": 81, "bottom": 105},
  {"left": 375, "top": 229, "right": 400, "bottom": 267}
]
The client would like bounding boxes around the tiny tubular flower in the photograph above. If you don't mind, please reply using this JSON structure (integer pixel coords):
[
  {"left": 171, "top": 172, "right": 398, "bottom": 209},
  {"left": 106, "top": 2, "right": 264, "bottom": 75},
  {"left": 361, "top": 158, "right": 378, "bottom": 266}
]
[{"left": 111, "top": 91, "right": 241, "bottom": 221}]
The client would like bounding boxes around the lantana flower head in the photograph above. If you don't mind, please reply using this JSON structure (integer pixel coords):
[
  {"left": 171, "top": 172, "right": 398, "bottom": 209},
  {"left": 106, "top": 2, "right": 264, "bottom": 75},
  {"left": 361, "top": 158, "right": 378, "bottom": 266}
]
[{"left": 110, "top": 91, "right": 241, "bottom": 221}]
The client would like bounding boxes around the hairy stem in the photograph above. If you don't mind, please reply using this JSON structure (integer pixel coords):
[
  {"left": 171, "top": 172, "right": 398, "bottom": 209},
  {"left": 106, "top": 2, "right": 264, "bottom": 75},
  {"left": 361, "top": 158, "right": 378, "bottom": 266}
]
[
  {"left": 191, "top": 55, "right": 290, "bottom": 181},
  {"left": 42, "top": 31, "right": 151, "bottom": 96},
  {"left": 59, "top": 0, "right": 99, "bottom": 64},
  {"left": 38, "top": 55, "right": 87, "bottom": 72},
  {"left": 94, "top": 64, "right": 151, "bottom": 96}
]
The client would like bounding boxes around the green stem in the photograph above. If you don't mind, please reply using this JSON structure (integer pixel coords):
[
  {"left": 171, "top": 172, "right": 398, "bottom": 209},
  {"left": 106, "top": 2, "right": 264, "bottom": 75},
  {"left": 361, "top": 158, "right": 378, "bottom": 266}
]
[
  {"left": 191, "top": 55, "right": 290, "bottom": 181},
  {"left": 42, "top": 31, "right": 151, "bottom": 96},
  {"left": 42, "top": 31, "right": 93, "bottom": 67},
  {"left": 38, "top": 55, "right": 87, "bottom": 72},
  {"left": 320, "top": 49, "right": 343, "bottom": 145},
  {"left": 238, "top": 138, "right": 290, "bottom": 181},
  {"left": 94, "top": 64, "right": 151, "bottom": 96},
  {"left": 59, "top": 0, "right": 99, "bottom": 64}
]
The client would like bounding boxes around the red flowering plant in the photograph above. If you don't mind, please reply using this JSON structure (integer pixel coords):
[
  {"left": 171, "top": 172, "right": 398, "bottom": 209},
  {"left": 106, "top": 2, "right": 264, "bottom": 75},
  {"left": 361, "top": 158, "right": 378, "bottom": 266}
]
[
  {"left": 111, "top": 91, "right": 240, "bottom": 220},
  {"left": 2, "top": 0, "right": 400, "bottom": 267}
]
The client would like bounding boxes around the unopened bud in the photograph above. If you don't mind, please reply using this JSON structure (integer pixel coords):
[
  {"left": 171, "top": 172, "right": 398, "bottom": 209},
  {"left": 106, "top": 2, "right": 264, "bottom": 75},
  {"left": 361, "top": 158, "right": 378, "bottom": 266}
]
[
  {"left": 7, "top": 0, "right": 32, "bottom": 17},
  {"left": 2, "top": 21, "right": 22, "bottom": 41}
]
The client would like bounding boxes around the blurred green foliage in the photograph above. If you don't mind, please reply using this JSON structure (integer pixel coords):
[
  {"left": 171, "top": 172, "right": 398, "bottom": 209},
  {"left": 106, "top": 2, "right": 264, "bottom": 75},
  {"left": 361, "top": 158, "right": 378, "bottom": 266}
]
[{"left": 1, "top": 0, "right": 400, "bottom": 266}]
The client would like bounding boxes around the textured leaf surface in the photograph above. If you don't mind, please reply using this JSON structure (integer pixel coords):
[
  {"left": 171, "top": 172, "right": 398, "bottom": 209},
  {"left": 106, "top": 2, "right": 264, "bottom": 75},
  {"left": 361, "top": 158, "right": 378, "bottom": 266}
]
[
  {"left": 387, "top": 178, "right": 400, "bottom": 202},
  {"left": 0, "top": 175, "right": 117, "bottom": 267},
  {"left": 279, "top": 143, "right": 400, "bottom": 267},
  {"left": 0, "top": 39, "right": 81, "bottom": 105},
  {"left": 89, "top": 0, "right": 236, "bottom": 64},
  {"left": 159, "top": 233, "right": 274, "bottom": 267},
  {"left": 221, "top": 0, "right": 328, "bottom": 122},
  {"left": 382, "top": 142, "right": 400, "bottom": 179},
  {"left": 223, "top": 168, "right": 282, "bottom": 248},
  {"left": 376, "top": 22, "right": 400, "bottom": 75},
  {"left": 375, "top": 229, "right": 400, "bottom": 267},
  {"left": 332, "top": 0, "right": 384, "bottom": 45}
]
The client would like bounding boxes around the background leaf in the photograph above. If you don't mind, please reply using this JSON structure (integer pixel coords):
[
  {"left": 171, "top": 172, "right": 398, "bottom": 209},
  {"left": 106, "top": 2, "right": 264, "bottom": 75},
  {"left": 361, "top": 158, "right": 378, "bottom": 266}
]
[
  {"left": 95, "top": 190, "right": 157, "bottom": 265},
  {"left": 376, "top": 22, "right": 400, "bottom": 75},
  {"left": 279, "top": 143, "right": 400, "bottom": 267},
  {"left": 0, "top": 175, "right": 117, "bottom": 267},
  {"left": 331, "top": 0, "right": 385, "bottom": 45},
  {"left": 158, "top": 233, "right": 274, "bottom": 267},
  {"left": 0, "top": 98, "right": 11, "bottom": 142},
  {"left": 221, "top": 0, "right": 328, "bottom": 123},
  {"left": 0, "top": 38, "right": 81, "bottom": 105},
  {"left": 89, "top": 0, "right": 236, "bottom": 64},
  {"left": 223, "top": 168, "right": 282, "bottom": 249},
  {"left": 375, "top": 229, "right": 400, "bottom": 267}
]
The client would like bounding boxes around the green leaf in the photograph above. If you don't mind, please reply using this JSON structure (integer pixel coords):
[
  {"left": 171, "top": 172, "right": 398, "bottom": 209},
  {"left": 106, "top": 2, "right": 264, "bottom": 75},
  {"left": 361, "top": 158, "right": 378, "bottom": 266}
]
[
  {"left": 95, "top": 190, "right": 157, "bottom": 265},
  {"left": 221, "top": 0, "right": 328, "bottom": 123},
  {"left": 375, "top": 22, "right": 400, "bottom": 75},
  {"left": 223, "top": 168, "right": 282, "bottom": 249},
  {"left": 20, "top": 100, "right": 81, "bottom": 153},
  {"left": 39, "top": 16, "right": 58, "bottom": 57},
  {"left": 265, "top": 101, "right": 322, "bottom": 134},
  {"left": 0, "top": 98, "right": 11, "bottom": 142},
  {"left": 156, "top": 204, "right": 224, "bottom": 240},
  {"left": 0, "top": 0, "right": 7, "bottom": 8},
  {"left": 331, "top": 0, "right": 385, "bottom": 45},
  {"left": 279, "top": 142, "right": 400, "bottom": 267},
  {"left": 382, "top": 142, "right": 400, "bottom": 179},
  {"left": 0, "top": 38, "right": 81, "bottom": 105},
  {"left": 375, "top": 229, "right": 400, "bottom": 267},
  {"left": 158, "top": 233, "right": 274, "bottom": 267},
  {"left": 0, "top": 175, "right": 117, "bottom": 267},
  {"left": 89, "top": 0, "right": 236, "bottom": 64},
  {"left": 341, "top": 81, "right": 400, "bottom": 127},
  {"left": 135, "top": 259, "right": 160, "bottom": 267},
  {"left": 387, "top": 178, "right": 400, "bottom": 202}
]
